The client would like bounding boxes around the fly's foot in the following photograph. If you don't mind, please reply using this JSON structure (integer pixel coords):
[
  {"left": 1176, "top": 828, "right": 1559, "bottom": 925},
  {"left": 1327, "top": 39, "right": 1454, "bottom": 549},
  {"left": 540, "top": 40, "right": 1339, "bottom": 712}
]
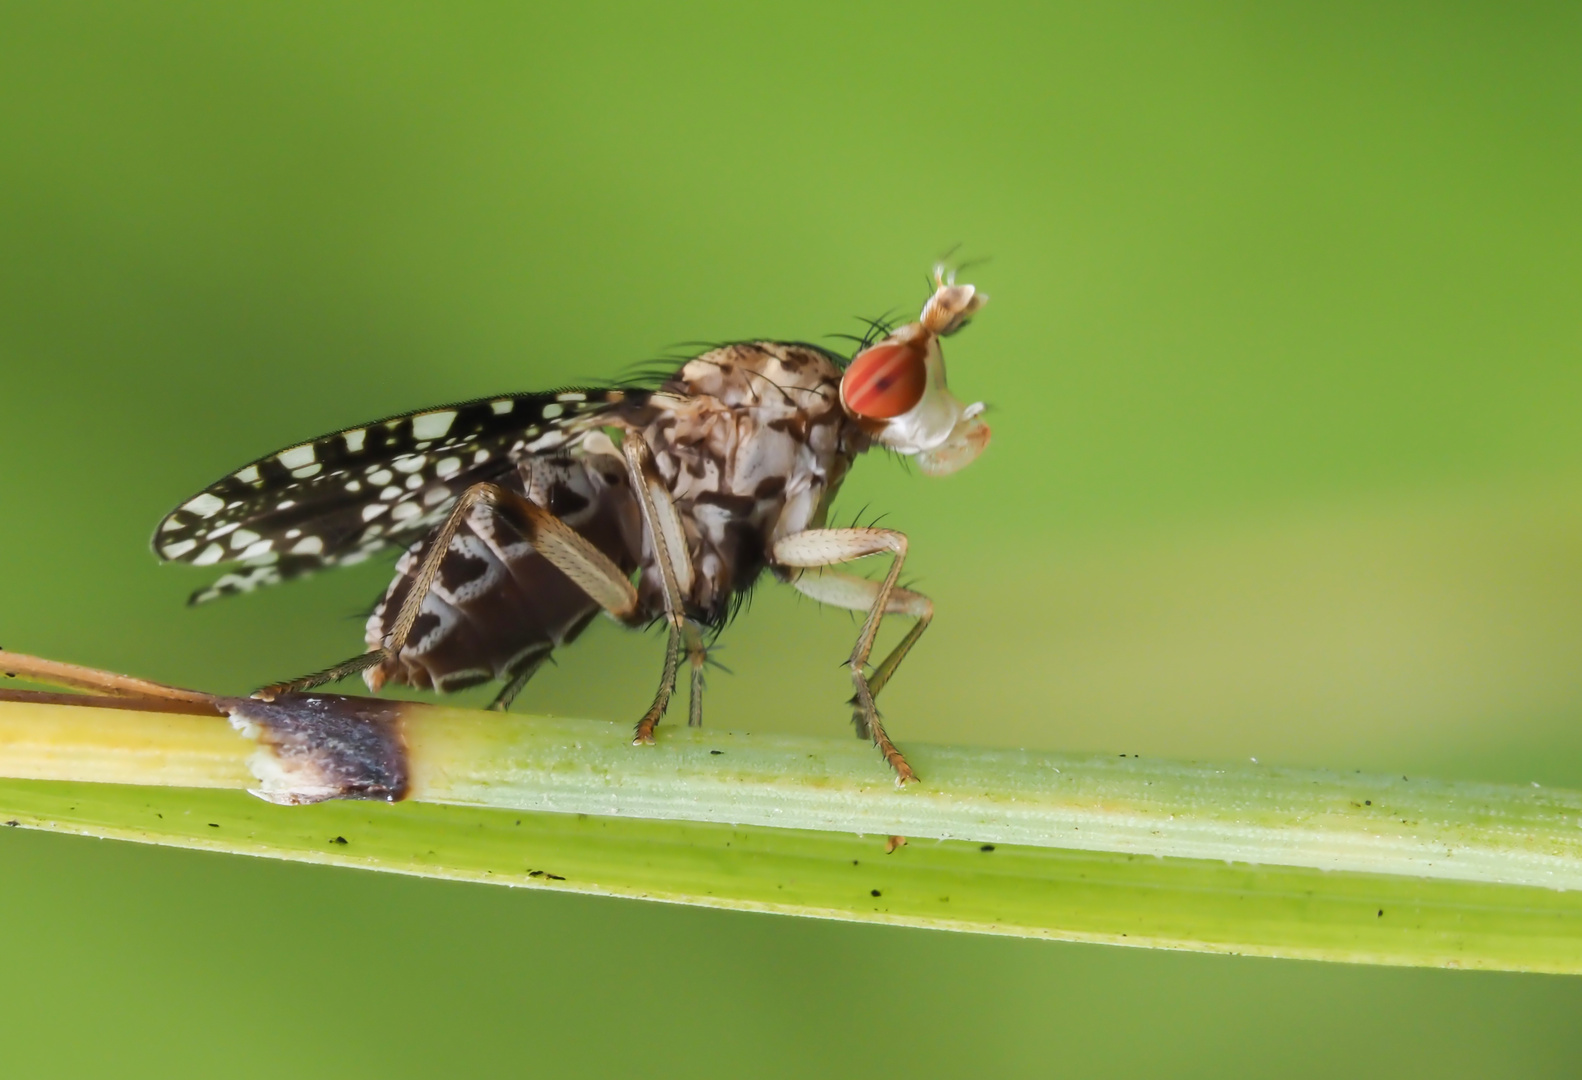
[
  {"left": 632, "top": 712, "right": 661, "bottom": 746},
  {"left": 850, "top": 675, "right": 917, "bottom": 785},
  {"left": 879, "top": 735, "right": 919, "bottom": 785}
]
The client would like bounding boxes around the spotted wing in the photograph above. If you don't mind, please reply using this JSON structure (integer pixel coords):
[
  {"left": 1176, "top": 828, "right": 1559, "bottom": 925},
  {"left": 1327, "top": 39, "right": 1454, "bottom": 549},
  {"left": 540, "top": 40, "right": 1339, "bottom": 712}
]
[{"left": 153, "top": 389, "right": 637, "bottom": 604}]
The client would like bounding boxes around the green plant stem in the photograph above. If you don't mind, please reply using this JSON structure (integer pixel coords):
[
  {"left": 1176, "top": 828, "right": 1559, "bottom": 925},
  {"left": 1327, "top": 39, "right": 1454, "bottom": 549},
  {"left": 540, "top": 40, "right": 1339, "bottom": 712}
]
[
  {"left": 2, "top": 694, "right": 1582, "bottom": 972},
  {"left": 404, "top": 709, "right": 1582, "bottom": 890}
]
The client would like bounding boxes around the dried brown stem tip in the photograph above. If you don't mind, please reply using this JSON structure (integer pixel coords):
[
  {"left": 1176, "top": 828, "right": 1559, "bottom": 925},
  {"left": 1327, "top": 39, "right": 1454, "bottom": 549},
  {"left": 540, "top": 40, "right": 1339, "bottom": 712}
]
[
  {"left": 0, "top": 649, "right": 412, "bottom": 805},
  {"left": 227, "top": 695, "right": 409, "bottom": 805},
  {"left": 0, "top": 649, "right": 216, "bottom": 705}
]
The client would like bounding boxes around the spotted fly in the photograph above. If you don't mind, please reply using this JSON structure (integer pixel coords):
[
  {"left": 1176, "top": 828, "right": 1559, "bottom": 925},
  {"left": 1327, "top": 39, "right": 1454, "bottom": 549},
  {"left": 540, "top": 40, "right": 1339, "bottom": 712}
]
[{"left": 154, "top": 269, "right": 991, "bottom": 781}]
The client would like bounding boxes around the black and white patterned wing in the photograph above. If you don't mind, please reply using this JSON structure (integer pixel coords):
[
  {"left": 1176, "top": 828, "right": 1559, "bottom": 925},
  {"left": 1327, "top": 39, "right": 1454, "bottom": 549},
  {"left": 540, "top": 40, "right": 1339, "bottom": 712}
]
[{"left": 153, "top": 389, "right": 636, "bottom": 604}]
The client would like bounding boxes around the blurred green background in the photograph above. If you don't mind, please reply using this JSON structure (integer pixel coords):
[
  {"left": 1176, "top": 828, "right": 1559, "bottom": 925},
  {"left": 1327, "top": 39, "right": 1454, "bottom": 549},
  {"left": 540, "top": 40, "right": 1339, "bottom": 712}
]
[{"left": 3, "top": 1, "right": 1581, "bottom": 1075}]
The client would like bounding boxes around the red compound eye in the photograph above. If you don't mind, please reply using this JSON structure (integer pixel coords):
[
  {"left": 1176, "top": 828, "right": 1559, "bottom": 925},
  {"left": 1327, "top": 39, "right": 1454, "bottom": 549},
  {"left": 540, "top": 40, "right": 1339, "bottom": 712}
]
[{"left": 840, "top": 341, "right": 927, "bottom": 420}]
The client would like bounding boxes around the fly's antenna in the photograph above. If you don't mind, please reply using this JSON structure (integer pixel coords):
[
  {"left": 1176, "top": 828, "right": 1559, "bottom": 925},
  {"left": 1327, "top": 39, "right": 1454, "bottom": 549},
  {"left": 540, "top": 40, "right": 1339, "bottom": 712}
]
[
  {"left": 931, "top": 249, "right": 992, "bottom": 290},
  {"left": 928, "top": 242, "right": 966, "bottom": 288}
]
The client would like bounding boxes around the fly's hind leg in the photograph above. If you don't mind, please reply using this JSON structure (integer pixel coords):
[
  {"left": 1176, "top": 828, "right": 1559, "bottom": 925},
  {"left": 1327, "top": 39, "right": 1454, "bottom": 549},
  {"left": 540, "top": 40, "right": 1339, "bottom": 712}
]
[
  {"left": 256, "top": 482, "right": 641, "bottom": 700},
  {"left": 254, "top": 483, "right": 500, "bottom": 699},
  {"left": 488, "top": 649, "right": 553, "bottom": 712},
  {"left": 773, "top": 528, "right": 922, "bottom": 783},
  {"left": 789, "top": 568, "right": 933, "bottom": 742}
]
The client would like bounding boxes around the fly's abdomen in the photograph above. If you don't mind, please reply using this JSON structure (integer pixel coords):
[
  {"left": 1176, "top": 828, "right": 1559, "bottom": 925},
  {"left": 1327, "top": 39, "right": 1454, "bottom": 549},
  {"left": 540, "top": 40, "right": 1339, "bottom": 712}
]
[{"left": 365, "top": 451, "right": 642, "bottom": 693}]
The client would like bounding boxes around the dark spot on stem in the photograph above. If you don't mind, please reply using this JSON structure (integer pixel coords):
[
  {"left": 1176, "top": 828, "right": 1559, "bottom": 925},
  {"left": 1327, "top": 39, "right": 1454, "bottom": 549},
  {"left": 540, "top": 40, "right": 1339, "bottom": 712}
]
[
  {"left": 980, "top": 844, "right": 995, "bottom": 852},
  {"left": 227, "top": 694, "right": 410, "bottom": 804},
  {"left": 207, "top": 823, "right": 219, "bottom": 828},
  {"left": 710, "top": 750, "right": 723, "bottom": 755},
  {"left": 331, "top": 836, "right": 348, "bottom": 845},
  {"left": 870, "top": 889, "right": 882, "bottom": 897}
]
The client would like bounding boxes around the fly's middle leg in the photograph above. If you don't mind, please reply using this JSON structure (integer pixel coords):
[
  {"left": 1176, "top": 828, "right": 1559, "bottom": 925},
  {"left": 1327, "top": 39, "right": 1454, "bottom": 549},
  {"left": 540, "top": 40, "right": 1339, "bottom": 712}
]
[
  {"left": 789, "top": 567, "right": 933, "bottom": 741},
  {"left": 685, "top": 621, "right": 708, "bottom": 728},
  {"left": 622, "top": 437, "right": 707, "bottom": 743}
]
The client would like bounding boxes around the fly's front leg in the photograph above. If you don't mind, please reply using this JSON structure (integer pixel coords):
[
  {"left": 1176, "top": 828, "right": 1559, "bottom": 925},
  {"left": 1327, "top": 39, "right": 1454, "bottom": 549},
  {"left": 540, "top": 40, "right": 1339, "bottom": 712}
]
[
  {"left": 621, "top": 437, "right": 708, "bottom": 743},
  {"left": 789, "top": 568, "right": 933, "bottom": 740},
  {"left": 772, "top": 529, "right": 919, "bottom": 783}
]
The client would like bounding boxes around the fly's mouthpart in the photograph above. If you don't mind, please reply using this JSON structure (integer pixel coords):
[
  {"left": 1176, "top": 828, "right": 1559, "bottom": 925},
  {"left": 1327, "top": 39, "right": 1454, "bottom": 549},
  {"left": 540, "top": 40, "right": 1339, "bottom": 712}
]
[{"left": 915, "top": 410, "right": 991, "bottom": 476}]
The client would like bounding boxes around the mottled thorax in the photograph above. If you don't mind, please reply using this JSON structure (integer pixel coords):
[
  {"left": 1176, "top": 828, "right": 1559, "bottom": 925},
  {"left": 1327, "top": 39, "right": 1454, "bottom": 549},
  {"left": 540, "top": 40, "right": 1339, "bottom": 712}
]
[{"left": 623, "top": 342, "right": 866, "bottom": 623}]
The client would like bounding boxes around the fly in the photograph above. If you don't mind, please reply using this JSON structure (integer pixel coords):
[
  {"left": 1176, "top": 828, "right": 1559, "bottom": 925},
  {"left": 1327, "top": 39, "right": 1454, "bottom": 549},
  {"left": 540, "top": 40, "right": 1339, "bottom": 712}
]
[{"left": 153, "top": 268, "right": 991, "bottom": 782}]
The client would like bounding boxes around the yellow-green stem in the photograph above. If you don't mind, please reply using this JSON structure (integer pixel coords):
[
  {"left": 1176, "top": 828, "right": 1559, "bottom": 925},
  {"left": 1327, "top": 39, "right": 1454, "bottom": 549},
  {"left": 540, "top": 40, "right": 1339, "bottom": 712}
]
[{"left": 2, "top": 695, "right": 1581, "bottom": 972}]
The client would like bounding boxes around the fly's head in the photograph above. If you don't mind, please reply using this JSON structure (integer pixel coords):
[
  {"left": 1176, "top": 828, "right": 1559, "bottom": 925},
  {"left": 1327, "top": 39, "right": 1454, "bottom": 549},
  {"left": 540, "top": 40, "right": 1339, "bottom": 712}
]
[{"left": 838, "top": 266, "right": 990, "bottom": 476}]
